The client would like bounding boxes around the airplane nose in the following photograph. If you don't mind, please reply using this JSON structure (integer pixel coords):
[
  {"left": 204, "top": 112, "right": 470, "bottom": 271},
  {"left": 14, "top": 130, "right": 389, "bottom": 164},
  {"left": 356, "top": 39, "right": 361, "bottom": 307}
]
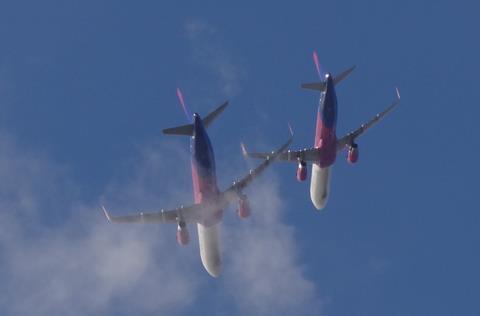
[{"left": 205, "top": 261, "right": 221, "bottom": 278}]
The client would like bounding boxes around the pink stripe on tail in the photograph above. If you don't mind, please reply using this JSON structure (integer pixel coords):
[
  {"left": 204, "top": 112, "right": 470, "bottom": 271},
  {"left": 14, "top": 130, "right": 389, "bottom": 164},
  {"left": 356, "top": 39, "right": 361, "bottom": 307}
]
[
  {"left": 313, "top": 50, "right": 322, "bottom": 79},
  {"left": 176, "top": 88, "right": 192, "bottom": 121}
]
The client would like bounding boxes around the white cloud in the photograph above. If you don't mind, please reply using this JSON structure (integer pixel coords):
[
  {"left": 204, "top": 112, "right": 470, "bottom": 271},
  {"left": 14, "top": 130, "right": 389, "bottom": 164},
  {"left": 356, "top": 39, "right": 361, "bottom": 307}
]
[
  {"left": 0, "top": 135, "right": 323, "bottom": 316},
  {"left": 221, "top": 177, "right": 322, "bottom": 315},
  {"left": 0, "top": 133, "right": 322, "bottom": 315},
  {"left": 0, "top": 53, "right": 322, "bottom": 312},
  {"left": 0, "top": 136, "right": 200, "bottom": 316},
  {"left": 184, "top": 19, "right": 245, "bottom": 97}
]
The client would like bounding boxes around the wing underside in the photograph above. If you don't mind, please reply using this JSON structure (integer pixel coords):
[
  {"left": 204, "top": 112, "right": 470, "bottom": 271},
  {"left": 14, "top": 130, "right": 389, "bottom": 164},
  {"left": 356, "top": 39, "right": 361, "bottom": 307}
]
[
  {"left": 336, "top": 88, "right": 400, "bottom": 151},
  {"left": 243, "top": 88, "right": 400, "bottom": 162},
  {"left": 102, "top": 204, "right": 203, "bottom": 224},
  {"left": 242, "top": 147, "right": 320, "bottom": 163}
]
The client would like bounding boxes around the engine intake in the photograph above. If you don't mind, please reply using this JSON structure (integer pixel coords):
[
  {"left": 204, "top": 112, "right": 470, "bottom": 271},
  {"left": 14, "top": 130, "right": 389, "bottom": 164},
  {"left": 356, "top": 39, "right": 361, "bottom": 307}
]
[
  {"left": 296, "top": 160, "right": 307, "bottom": 182},
  {"left": 176, "top": 221, "right": 189, "bottom": 246},
  {"left": 347, "top": 143, "right": 359, "bottom": 164},
  {"left": 237, "top": 194, "right": 251, "bottom": 219}
]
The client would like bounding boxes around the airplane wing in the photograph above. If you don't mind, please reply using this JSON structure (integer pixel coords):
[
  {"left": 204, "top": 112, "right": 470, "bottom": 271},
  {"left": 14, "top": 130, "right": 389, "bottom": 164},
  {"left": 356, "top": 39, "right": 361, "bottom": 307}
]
[
  {"left": 102, "top": 203, "right": 203, "bottom": 224},
  {"left": 336, "top": 88, "right": 400, "bottom": 151},
  {"left": 220, "top": 136, "right": 293, "bottom": 203},
  {"left": 242, "top": 146, "right": 319, "bottom": 163},
  {"left": 102, "top": 136, "right": 292, "bottom": 224}
]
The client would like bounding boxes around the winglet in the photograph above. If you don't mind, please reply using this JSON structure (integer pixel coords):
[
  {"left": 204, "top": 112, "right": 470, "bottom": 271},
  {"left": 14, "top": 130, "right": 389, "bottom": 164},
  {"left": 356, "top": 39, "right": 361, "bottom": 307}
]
[
  {"left": 272, "top": 135, "right": 293, "bottom": 158},
  {"left": 395, "top": 87, "right": 401, "bottom": 100},
  {"left": 240, "top": 142, "right": 248, "bottom": 157},
  {"left": 288, "top": 122, "right": 294, "bottom": 137},
  {"left": 273, "top": 127, "right": 295, "bottom": 156},
  {"left": 241, "top": 124, "right": 293, "bottom": 160},
  {"left": 101, "top": 205, "right": 112, "bottom": 223}
]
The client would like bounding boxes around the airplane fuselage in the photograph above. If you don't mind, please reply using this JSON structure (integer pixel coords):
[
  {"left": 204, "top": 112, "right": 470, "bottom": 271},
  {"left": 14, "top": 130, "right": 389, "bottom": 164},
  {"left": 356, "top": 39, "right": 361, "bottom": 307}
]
[
  {"left": 190, "top": 113, "right": 222, "bottom": 277},
  {"left": 310, "top": 74, "right": 338, "bottom": 209}
]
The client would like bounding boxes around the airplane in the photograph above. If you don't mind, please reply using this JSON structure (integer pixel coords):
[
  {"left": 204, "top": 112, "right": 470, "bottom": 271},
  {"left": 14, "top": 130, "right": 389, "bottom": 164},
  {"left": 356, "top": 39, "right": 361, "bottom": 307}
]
[
  {"left": 102, "top": 89, "right": 292, "bottom": 277},
  {"left": 242, "top": 51, "right": 400, "bottom": 210}
]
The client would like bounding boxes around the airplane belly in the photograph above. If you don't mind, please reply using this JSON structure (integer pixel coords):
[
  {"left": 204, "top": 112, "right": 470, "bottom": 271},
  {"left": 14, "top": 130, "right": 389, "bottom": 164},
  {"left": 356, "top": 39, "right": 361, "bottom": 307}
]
[
  {"left": 197, "top": 223, "right": 221, "bottom": 277},
  {"left": 310, "top": 163, "right": 331, "bottom": 210}
]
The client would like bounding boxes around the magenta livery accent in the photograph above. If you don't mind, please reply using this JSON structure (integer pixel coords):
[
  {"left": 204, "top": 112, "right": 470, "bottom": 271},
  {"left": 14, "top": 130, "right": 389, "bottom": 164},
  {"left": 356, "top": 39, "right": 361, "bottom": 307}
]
[
  {"left": 176, "top": 88, "right": 192, "bottom": 120},
  {"left": 313, "top": 50, "right": 322, "bottom": 78}
]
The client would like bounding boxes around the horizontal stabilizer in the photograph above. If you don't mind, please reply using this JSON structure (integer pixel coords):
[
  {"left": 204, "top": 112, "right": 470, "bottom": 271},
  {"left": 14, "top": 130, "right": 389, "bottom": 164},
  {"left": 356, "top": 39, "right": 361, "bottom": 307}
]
[
  {"left": 163, "top": 123, "right": 194, "bottom": 136},
  {"left": 162, "top": 101, "right": 229, "bottom": 136},
  {"left": 301, "top": 66, "right": 356, "bottom": 91},
  {"left": 301, "top": 82, "right": 326, "bottom": 91},
  {"left": 203, "top": 101, "right": 229, "bottom": 128},
  {"left": 333, "top": 66, "right": 356, "bottom": 85}
]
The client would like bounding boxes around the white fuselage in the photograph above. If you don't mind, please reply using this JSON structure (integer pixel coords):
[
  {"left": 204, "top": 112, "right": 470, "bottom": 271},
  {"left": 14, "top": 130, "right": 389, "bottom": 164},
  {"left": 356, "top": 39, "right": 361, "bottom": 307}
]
[
  {"left": 191, "top": 114, "right": 223, "bottom": 277},
  {"left": 310, "top": 163, "right": 331, "bottom": 210},
  {"left": 197, "top": 223, "right": 221, "bottom": 277},
  {"left": 309, "top": 74, "right": 337, "bottom": 210}
]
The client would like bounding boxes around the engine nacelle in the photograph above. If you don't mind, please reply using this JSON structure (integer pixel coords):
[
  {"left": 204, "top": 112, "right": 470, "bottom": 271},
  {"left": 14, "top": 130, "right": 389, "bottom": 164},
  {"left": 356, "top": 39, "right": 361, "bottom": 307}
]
[
  {"left": 296, "top": 160, "right": 307, "bottom": 182},
  {"left": 347, "top": 143, "right": 359, "bottom": 164},
  {"left": 176, "top": 221, "right": 189, "bottom": 246},
  {"left": 236, "top": 194, "right": 251, "bottom": 219}
]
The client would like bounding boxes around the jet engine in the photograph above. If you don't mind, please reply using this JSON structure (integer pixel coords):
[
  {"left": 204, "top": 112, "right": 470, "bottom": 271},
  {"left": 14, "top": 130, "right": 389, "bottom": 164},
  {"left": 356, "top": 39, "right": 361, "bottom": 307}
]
[
  {"left": 176, "top": 221, "right": 189, "bottom": 246},
  {"left": 347, "top": 143, "right": 359, "bottom": 164},
  {"left": 296, "top": 160, "right": 307, "bottom": 182},
  {"left": 236, "top": 194, "right": 251, "bottom": 219}
]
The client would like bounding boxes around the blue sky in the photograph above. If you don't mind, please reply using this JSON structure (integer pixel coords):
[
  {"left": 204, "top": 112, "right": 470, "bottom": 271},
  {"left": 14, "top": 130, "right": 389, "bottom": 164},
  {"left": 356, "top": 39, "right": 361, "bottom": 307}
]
[{"left": 0, "top": 1, "right": 479, "bottom": 315}]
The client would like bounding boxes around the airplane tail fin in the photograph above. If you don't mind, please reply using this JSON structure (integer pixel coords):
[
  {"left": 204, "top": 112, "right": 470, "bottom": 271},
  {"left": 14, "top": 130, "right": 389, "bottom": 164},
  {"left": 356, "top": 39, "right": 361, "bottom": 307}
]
[
  {"left": 301, "top": 66, "right": 356, "bottom": 92},
  {"left": 162, "top": 101, "right": 229, "bottom": 136}
]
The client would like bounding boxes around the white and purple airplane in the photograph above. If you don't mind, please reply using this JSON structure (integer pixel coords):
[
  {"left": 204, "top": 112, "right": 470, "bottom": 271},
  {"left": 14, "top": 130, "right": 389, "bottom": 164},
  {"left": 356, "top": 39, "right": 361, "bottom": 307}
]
[
  {"left": 242, "top": 52, "right": 400, "bottom": 210},
  {"left": 102, "top": 89, "right": 292, "bottom": 277}
]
